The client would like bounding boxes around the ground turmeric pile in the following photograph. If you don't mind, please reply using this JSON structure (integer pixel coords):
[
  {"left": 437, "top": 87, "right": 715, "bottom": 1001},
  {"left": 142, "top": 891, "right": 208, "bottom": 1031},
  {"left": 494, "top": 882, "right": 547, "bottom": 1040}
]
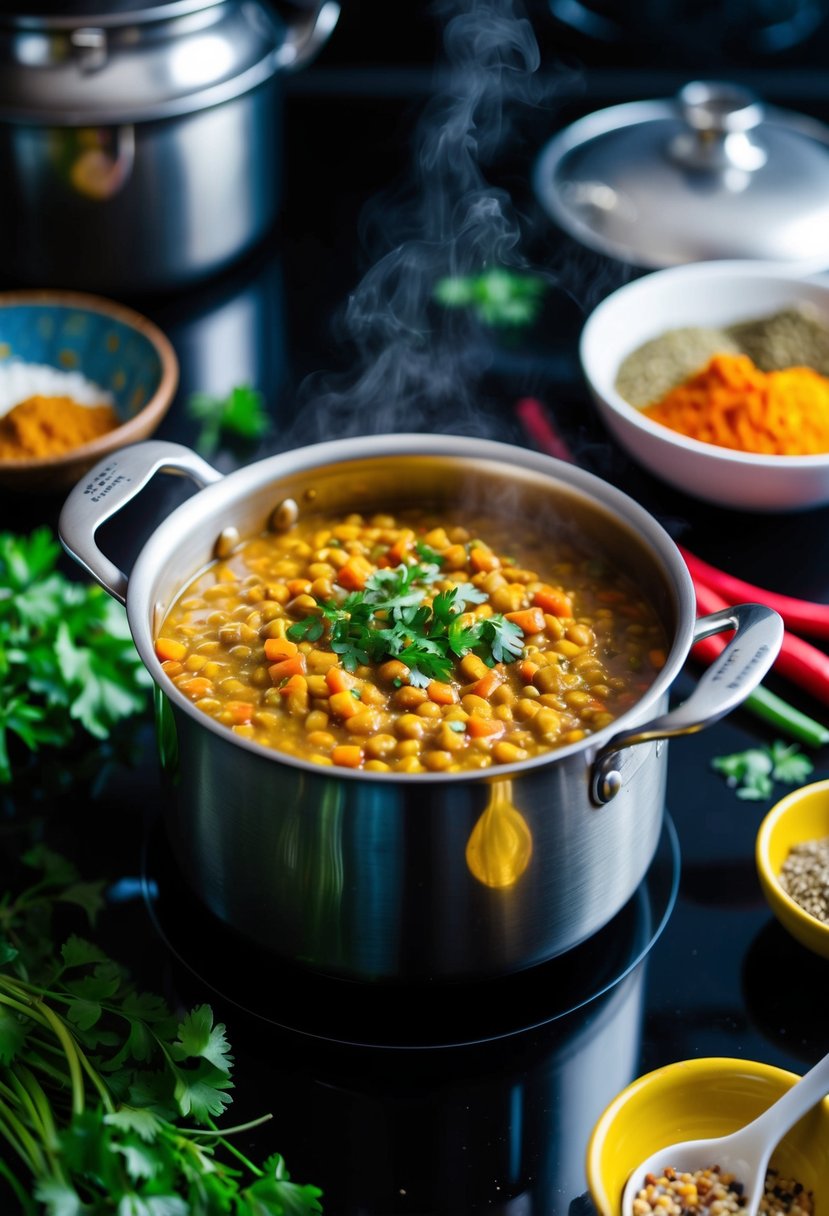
[
  {"left": 641, "top": 352, "right": 829, "bottom": 456},
  {"left": 0, "top": 395, "right": 119, "bottom": 460}
]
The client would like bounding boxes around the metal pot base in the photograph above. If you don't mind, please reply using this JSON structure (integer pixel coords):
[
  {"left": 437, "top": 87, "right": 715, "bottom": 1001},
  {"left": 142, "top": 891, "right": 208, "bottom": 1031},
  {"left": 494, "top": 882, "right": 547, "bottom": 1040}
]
[{"left": 141, "top": 810, "right": 680, "bottom": 1047}]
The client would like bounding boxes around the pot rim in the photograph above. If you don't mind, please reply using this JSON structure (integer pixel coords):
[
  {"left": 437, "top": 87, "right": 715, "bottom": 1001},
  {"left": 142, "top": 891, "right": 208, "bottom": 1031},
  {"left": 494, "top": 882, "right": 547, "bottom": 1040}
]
[{"left": 127, "top": 432, "right": 696, "bottom": 784}]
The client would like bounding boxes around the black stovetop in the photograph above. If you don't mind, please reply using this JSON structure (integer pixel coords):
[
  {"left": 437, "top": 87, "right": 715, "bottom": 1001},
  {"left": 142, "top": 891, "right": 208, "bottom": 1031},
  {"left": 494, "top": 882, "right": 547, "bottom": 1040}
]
[{"left": 3, "top": 4, "right": 829, "bottom": 1213}]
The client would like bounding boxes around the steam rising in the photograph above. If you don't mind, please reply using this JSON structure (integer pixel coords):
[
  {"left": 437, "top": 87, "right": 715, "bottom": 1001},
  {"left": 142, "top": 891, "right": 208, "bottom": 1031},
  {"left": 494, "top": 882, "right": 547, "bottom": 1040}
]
[{"left": 286, "top": 0, "right": 548, "bottom": 444}]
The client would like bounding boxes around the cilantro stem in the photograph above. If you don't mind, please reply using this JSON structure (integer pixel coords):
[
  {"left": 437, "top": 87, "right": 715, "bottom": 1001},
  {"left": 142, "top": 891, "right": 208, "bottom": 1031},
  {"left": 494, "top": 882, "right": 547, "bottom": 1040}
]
[
  {"left": 0, "top": 1097, "right": 47, "bottom": 1175},
  {"left": 188, "top": 1112, "right": 274, "bottom": 1139},
  {"left": 0, "top": 1156, "right": 38, "bottom": 1215},
  {"left": 29, "top": 1001, "right": 85, "bottom": 1117},
  {"left": 209, "top": 1131, "right": 266, "bottom": 1178}
]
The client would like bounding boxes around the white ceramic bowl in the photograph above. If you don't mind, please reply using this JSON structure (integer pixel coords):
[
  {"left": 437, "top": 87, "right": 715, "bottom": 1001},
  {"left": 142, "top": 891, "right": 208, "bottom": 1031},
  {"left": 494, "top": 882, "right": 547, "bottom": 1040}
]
[{"left": 579, "top": 261, "right": 829, "bottom": 512}]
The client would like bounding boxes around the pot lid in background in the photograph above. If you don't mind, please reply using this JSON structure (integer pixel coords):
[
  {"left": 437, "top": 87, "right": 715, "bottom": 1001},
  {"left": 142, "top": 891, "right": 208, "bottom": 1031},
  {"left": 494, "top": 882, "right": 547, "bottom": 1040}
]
[
  {"left": 0, "top": 0, "right": 339, "bottom": 125},
  {"left": 533, "top": 81, "right": 829, "bottom": 272}
]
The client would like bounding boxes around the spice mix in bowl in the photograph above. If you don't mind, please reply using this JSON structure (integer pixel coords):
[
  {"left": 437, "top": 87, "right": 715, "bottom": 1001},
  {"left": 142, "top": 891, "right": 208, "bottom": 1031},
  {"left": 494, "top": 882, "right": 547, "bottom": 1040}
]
[
  {"left": 0, "top": 289, "right": 178, "bottom": 493},
  {"left": 756, "top": 776, "right": 829, "bottom": 958},
  {"left": 580, "top": 261, "right": 829, "bottom": 511}
]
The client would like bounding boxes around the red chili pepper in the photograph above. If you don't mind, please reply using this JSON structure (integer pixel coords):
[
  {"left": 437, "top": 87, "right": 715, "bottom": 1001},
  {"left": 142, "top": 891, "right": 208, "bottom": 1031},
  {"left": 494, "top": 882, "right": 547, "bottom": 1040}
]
[
  {"left": 680, "top": 545, "right": 829, "bottom": 641},
  {"left": 515, "top": 398, "right": 576, "bottom": 464},
  {"left": 692, "top": 579, "right": 829, "bottom": 707}
]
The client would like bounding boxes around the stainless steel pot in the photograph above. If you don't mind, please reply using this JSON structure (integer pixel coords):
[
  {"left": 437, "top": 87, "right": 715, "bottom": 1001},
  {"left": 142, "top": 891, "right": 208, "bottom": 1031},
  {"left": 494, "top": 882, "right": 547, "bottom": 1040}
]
[
  {"left": 0, "top": 0, "right": 339, "bottom": 294},
  {"left": 59, "top": 434, "right": 783, "bottom": 982}
]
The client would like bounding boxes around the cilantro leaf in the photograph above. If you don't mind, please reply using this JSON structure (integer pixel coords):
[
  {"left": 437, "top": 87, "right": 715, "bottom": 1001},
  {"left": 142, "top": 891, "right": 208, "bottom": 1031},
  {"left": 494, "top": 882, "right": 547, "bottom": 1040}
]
[
  {"left": 187, "top": 384, "right": 270, "bottom": 455},
  {"left": 482, "top": 616, "right": 524, "bottom": 663},
  {"left": 0, "top": 528, "right": 151, "bottom": 784},
  {"left": 769, "top": 740, "right": 815, "bottom": 785},
  {"left": 711, "top": 740, "right": 814, "bottom": 800},
  {"left": 433, "top": 268, "right": 548, "bottom": 329}
]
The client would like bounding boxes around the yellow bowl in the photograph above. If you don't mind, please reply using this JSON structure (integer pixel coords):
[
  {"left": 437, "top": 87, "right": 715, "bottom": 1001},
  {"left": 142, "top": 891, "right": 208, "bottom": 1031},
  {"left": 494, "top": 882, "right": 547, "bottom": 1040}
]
[
  {"left": 586, "top": 1056, "right": 829, "bottom": 1216},
  {"left": 756, "top": 778, "right": 829, "bottom": 960}
]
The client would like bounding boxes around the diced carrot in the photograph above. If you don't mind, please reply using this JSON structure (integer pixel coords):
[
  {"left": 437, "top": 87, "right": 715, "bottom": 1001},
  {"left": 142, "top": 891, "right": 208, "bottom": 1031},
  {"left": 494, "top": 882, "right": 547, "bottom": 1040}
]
[
  {"left": 518, "top": 659, "right": 539, "bottom": 683},
  {"left": 155, "top": 637, "right": 187, "bottom": 662},
  {"left": 597, "top": 589, "right": 625, "bottom": 604},
  {"left": 268, "top": 654, "right": 307, "bottom": 683},
  {"left": 227, "top": 701, "right": 254, "bottom": 724},
  {"left": 178, "top": 677, "right": 213, "bottom": 699},
  {"left": 470, "top": 666, "right": 505, "bottom": 699},
  {"left": 467, "top": 715, "right": 505, "bottom": 738},
  {"left": 287, "top": 578, "right": 312, "bottom": 597},
  {"left": 427, "top": 680, "right": 457, "bottom": 705},
  {"left": 386, "top": 529, "right": 415, "bottom": 565},
  {"left": 264, "top": 637, "right": 299, "bottom": 661},
  {"left": 504, "top": 607, "right": 546, "bottom": 635},
  {"left": 469, "top": 546, "right": 500, "bottom": 573},
  {"left": 325, "top": 665, "right": 357, "bottom": 694},
  {"left": 329, "top": 689, "right": 361, "bottom": 719},
  {"left": 649, "top": 648, "right": 667, "bottom": 670},
  {"left": 161, "top": 660, "right": 184, "bottom": 677},
  {"left": 332, "top": 744, "right": 364, "bottom": 768},
  {"left": 336, "top": 556, "right": 374, "bottom": 591},
  {"left": 532, "top": 586, "right": 573, "bottom": 618},
  {"left": 277, "top": 674, "right": 307, "bottom": 697}
]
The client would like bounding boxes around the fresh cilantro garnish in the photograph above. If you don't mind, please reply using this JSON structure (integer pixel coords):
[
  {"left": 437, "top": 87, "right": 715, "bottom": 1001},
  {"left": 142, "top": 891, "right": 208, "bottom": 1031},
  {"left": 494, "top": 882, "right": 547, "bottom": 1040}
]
[
  {"left": 433, "top": 268, "right": 548, "bottom": 328},
  {"left": 187, "top": 383, "right": 270, "bottom": 455},
  {"left": 711, "top": 740, "right": 814, "bottom": 800},
  {"left": 0, "top": 849, "right": 323, "bottom": 1214},
  {"left": 0, "top": 528, "right": 151, "bottom": 785},
  {"left": 415, "top": 540, "right": 445, "bottom": 566},
  {"left": 286, "top": 559, "right": 524, "bottom": 685}
]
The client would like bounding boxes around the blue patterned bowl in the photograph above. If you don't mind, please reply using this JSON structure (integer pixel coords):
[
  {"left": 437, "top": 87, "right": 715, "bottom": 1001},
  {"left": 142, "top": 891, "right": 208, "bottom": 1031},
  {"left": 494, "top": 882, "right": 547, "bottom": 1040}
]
[{"left": 0, "top": 290, "right": 178, "bottom": 493}]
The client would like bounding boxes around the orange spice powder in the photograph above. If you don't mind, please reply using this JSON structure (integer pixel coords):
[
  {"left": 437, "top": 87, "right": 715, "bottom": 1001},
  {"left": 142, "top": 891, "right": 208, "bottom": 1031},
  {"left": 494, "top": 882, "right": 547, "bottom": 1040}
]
[
  {"left": 0, "top": 394, "right": 119, "bottom": 460},
  {"left": 641, "top": 352, "right": 829, "bottom": 456}
]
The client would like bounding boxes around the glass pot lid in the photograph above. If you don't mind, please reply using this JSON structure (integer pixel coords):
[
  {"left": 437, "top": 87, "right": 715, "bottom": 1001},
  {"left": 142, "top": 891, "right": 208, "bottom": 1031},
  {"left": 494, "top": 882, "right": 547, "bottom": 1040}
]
[{"left": 533, "top": 81, "right": 829, "bottom": 272}]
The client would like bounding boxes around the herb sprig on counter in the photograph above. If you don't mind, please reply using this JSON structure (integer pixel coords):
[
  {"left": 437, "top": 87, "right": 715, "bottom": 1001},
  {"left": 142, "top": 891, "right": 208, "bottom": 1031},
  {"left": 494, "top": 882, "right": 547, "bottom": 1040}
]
[
  {"left": 0, "top": 528, "right": 151, "bottom": 785},
  {"left": 187, "top": 384, "right": 270, "bottom": 455},
  {"left": 0, "top": 846, "right": 323, "bottom": 1214},
  {"left": 287, "top": 559, "right": 524, "bottom": 687},
  {"left": 433, "top": 268, "right": 547, "bottom": 329},
  {"left": 711, "top": 740, "right": 814, "bottom": 800}
]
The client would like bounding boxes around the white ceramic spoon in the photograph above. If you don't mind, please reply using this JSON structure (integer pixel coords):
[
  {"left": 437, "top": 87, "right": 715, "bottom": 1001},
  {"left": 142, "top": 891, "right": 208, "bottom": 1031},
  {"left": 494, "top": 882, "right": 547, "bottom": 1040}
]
[{"left": 621, "top": 1049, "right": 829, "bottom": 1216}]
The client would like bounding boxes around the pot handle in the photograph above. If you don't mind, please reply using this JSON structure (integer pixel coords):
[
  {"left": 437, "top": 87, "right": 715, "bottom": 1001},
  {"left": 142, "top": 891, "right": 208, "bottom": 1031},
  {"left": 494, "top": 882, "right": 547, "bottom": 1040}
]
[
  {"left": 590, "top": 603, "right": 784, "bottom": 804},
  {"left": 58, "top": 440, "right": 223, "bottom": 606},
  {"left": 275, "top": 1, "right": 341, "bottom": 71}
]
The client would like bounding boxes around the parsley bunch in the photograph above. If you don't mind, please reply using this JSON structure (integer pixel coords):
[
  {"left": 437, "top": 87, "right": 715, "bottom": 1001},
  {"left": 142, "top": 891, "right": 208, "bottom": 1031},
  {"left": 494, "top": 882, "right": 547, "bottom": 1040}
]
[
  {"left": 0, "top": 528, "right": 152, "bottom": 785},
  {"left": 287, "top": 559, "right": 524, "bottom": 687},
  {"left": 0, "top": 846, "right": 323, "bottom": 1214}
]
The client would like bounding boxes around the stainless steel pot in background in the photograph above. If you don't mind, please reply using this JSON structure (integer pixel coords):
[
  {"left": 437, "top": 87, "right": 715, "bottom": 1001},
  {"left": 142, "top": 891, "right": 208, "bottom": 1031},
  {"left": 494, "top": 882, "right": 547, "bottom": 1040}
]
[
  {"left": 59, "top": 434, "right": 783, "bottom": 983},
  {"left": 0, "top": 0, "right": 339, "bottom": 295}
]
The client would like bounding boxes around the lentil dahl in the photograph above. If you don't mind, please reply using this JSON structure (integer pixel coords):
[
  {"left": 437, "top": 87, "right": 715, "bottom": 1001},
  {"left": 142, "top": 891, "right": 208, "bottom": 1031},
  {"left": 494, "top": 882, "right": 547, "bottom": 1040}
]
[{"left": 155, "top": 508, "right": 668, "bottom": 773}]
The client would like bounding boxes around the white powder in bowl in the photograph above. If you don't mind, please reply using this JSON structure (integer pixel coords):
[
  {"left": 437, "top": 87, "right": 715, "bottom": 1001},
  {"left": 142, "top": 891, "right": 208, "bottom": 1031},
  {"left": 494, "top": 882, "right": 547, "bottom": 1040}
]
[{"left": 0, "top": 361, "right": 115, "bottom": 417}]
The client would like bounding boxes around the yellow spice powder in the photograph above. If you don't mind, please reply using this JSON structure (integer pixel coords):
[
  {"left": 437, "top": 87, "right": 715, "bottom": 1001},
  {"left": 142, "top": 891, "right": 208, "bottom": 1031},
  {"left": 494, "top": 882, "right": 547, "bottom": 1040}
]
[{"left": 0, "top": 394, "right": 120, "bottom": 460}]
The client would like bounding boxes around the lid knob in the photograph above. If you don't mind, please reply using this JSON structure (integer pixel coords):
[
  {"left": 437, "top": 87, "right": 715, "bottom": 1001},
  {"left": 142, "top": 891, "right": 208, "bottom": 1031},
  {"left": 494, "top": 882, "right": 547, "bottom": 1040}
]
[{"left": 671, "top": 80, "right": 767, "bottom": 172}]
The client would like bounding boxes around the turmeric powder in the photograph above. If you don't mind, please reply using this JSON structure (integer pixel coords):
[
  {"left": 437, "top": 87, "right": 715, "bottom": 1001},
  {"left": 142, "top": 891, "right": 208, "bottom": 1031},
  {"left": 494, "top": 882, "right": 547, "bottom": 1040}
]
[
  {"left": 0, "top": 395, "right": 119, "bottom": 460},
  {"left": 641, "top": 352, "right": 829, "bottom": 456}
]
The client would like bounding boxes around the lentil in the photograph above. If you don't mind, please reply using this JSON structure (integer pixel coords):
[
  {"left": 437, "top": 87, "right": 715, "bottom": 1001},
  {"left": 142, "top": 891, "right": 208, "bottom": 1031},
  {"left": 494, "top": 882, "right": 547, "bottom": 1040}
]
[
  {"left": 631, "top": 1165, "right": 814, "bottom": 1216},
  {"left": 778, "top": 835, "right": 829, "bottom": 923},
  {"left": 156, "top": 507, "right": 667, "bottom": 772}
]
